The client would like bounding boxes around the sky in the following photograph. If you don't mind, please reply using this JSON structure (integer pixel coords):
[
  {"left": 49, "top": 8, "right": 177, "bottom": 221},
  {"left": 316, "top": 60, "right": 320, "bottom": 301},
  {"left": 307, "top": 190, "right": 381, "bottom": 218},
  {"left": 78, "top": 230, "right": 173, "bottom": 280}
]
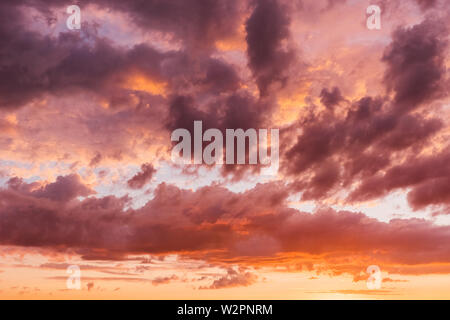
[{"left": 0, "top": 0, "right": 449, "bottom": 299}]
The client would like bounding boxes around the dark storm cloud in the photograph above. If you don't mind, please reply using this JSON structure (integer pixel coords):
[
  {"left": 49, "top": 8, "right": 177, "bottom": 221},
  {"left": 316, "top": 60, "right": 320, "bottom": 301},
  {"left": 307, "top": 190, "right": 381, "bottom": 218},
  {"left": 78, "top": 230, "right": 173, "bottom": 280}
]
[
  {"left": 1, "top": 0, "right": 448, "bottom": 212},
  {"left": 0, "top": 7, "right": 139, "bottom": 109},
  {"left": 300, "top": 161, "right": 340, "bottom": 200},
  {"left": 245, "top": 0, "right": 295, "bottom": 96},
  {"left": 92, "top": 0, "right": 244, "bottom": 50},
  {"left": 283, "top": 94, "right": 444, "bottom": 202},
  {"left": 349, "top": 150, "right": 450, "bottom": 210},
  {"left": 320, "top": 87, "right": 344, "bottom": 109},
  {"left": 160, "top": 52, "right": 242, "bottom": 97},
  {"left": 281, "top": 18, "right": 448, "bottom": 207},
  {"left": 7, "top": 174, "right": 93, "bottom": 202},
  {"left": 2, "top": 176, "right": 450, "bottom": 268},
  {"left": 0, "top": 2, "right": 59, "bottom": 109},
  {"left": 0, "top": 0, "right": 244, "bottom": 109},
  {"left": 382, "top": 18, "right": 448, "bottom": 112},
  {"left": 17, "top": 0, "right": 244, "bottom": 50},
  {"left": 166, "top": 90, "right": 272, "bottom": 134},
  {"left": 203, "top": 59, "right": 241, "bottom": 94},
  {"left": 165, "top": 91, "right": 275, "bottom": 179}
]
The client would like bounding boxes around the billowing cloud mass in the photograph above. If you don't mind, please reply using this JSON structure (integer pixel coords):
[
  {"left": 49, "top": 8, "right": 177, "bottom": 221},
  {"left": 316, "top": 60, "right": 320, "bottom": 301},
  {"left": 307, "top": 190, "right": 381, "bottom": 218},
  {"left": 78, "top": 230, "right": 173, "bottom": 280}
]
[
  {"left": 282, "top": 17, "right": 448, "bottom": 205},
  {"left": 382, "top": 18, "right": 447, "bottom": 110},
  {"left": 246, "top": 0, "right": 295, "bottom": 96},
  {"left": 2, "top": 176, "right": 450, "bottom": 270},
  {"left": 0, "top": 0, "right": 449, "bottom": 298}
]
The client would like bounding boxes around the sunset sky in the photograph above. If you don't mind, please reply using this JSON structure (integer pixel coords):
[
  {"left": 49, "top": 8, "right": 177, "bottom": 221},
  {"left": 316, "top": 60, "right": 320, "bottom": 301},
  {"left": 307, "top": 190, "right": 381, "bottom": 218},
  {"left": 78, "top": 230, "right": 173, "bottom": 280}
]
[{"left": 0, "top": 0, "right": 449, "bottom": 299}]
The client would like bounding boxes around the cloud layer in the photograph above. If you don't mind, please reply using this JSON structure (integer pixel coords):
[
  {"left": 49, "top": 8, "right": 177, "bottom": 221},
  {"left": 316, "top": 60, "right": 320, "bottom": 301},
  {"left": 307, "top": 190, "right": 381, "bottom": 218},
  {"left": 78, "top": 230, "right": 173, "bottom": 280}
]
[{"left": 0, "top": 0, "right": 449, "bottom": 295}]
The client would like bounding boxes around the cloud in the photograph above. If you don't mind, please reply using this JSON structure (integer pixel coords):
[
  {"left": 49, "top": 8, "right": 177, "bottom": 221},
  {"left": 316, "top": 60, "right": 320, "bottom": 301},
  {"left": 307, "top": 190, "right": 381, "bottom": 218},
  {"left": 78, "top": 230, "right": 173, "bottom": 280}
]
[
  {"left": 7, "top": 174, "right": 94, "bottom": 202},
  {"left": 281, "top": 18, "right": 448, "bottom": 209},
  {"left": 408, "top": 177, "right": 450, "bottom": 210},
  {"left": 0, "top": 0, "right": 449, "bottom": 294},
  {"left": 245, "top": 0, "right": 295, "bottom": 96},
  {"left": 151, "top": 275, "right": 178, "bottom": 286},
  {"left": 92, "top": 0, "right": 245, "bottom": 50},
  {"left": 382, "top": 18, "right": 448, "bottom": 111},
  {"left": 0, "top": 3, "right": 131, "bottom": 109},
  {"left": 127, "top": 163, "right": 156, "bottom": 189},
  {"left": 349, "top": 150, "right": 450, "bottom": 209},
  {"left": 282, "top": 95, "right": 442, "bottom": 200},
  {"left": 2, "top": 177, "right": 450, "bottom": 273},
  {"left": 320, "top": 87, "right": 344, "bottom": 109},
  {"left": 200, "top": 268, "right": 258, "bottom": 289}
]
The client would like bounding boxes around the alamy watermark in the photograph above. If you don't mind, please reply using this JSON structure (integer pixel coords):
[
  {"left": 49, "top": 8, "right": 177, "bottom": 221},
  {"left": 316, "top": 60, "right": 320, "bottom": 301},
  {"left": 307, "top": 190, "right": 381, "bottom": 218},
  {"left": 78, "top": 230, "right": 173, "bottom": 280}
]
[
  {"left": 366, "top": 265, "right": 382, "bottom": 289},
  {"left": 171, "top": 121, "right": 279, "bottom": 175},
  {"left": 66, "top": 265, "right": 81, "bottom": 290},
  {"left": 66, "top": 5, "right": 81, "bottom": 30},
  {"left": 366, "top": 5, "right": 381, "bottom": 30}
]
